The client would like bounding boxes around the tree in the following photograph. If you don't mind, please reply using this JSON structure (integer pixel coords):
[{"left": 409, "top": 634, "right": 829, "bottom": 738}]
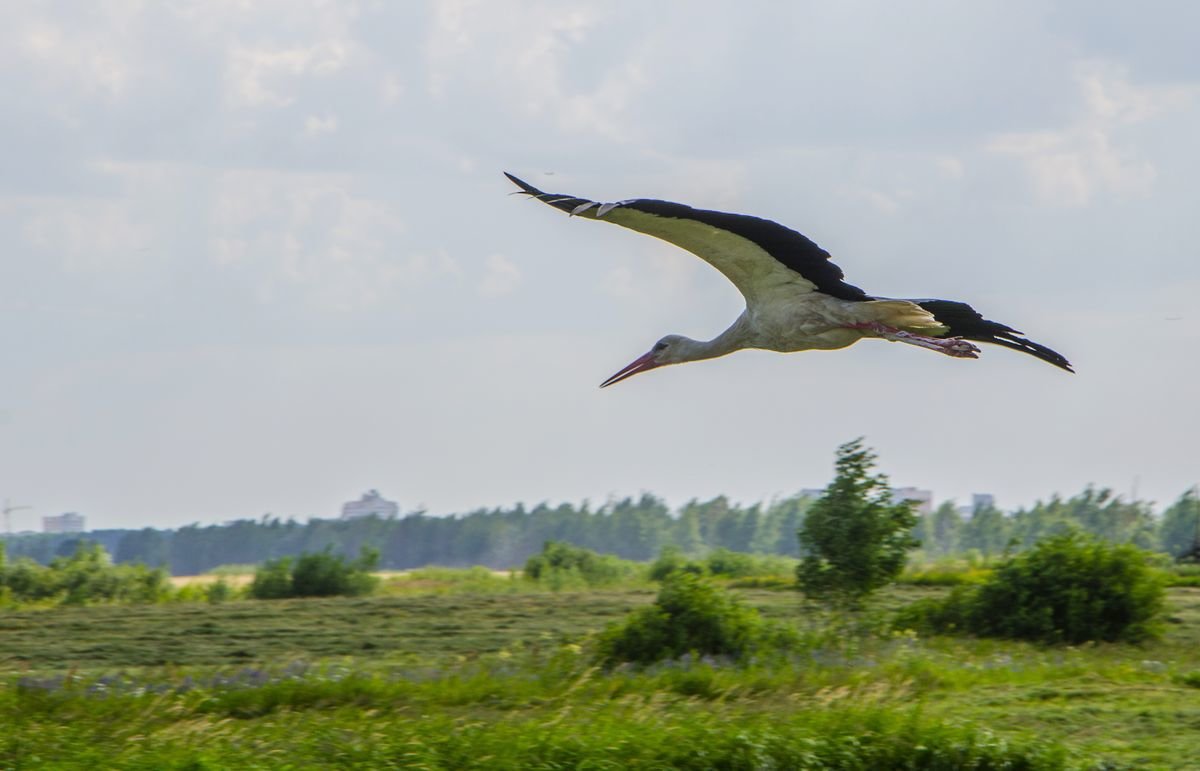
[
  {"left": 1161, "top": 488, "right": 1200, "bottom": 559},
  {"left": 959, "top": 503, "right": 1011, "bottom": 557},
  {"left": 115, "top": 528, "right": 168, "bottom": 567},
  {"left": 918, "top": 502, "right": 963, "bottom": 557},
  {"left": 796, "top": 438, "right": 918, "bottom": 608}
]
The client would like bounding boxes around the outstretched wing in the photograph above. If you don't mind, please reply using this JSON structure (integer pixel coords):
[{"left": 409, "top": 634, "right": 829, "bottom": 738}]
[{"left": 506, "top": 172, "right": 869, "bottom": 304}]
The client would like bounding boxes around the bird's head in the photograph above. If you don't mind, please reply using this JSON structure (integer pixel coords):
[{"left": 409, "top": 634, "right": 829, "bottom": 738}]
[{"left": 599, "top": 335, "right": 691, "bottom": 388}]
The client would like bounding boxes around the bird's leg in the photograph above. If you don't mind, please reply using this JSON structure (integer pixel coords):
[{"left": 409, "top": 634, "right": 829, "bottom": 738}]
[{"left": 845, "top": 322, "right": 981, "bottom": 359}]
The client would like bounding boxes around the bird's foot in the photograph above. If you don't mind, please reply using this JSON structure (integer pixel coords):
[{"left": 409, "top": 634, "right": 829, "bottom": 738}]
[
  {"left": 847, "top": 322, "right": 980, "bottom": 359},
  {"left": 939, "top": 337, "right": 981, "bottom": 358}
]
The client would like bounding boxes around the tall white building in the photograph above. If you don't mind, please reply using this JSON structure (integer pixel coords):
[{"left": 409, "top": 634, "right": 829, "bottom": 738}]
[
  {"left": 341, "top": 490, "right": 398, "bottom": 520},
  {"left": 43, "top": 512, "right": 85, "bottom": 533}
]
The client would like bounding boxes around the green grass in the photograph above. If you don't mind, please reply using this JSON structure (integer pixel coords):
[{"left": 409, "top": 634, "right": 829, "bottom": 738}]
[
  {"left": 1, "top": 582, "right": 1199, "bottom": 768},
  {"left": 0, "top": 590, "right": 650, "bottom": 668},
  {"left": 3, "top": 670, "right": 1070, "bottom": 769}
]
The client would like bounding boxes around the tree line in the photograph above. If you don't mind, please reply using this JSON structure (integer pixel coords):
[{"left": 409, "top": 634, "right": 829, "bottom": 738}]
[{"left": 1, "top": 485, "right": 1197, "bottom": 575}]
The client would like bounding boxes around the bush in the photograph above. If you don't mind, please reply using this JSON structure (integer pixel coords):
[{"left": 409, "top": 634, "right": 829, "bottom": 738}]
[
  {"left": 524, "top": 541, "right": 637, "bottom": 588},
  {"left": 892, "top": 589, "right": 978, "bottom": 636},
  {"left": 249, "top": 547, "right": 380, "bottom": 600},
  {"left": 895, "top": 533, "right": 1167, "bottom": 644},
  {"left": 648, "top": 545, "right": 706, "bottom": 581},
  {"left": 205, "top": 578, "right": 235, "bottom": 603},
  {"left": 249, "top": 556, "right": 295, "bottom": 600},
  {"left": 704, "top": 548, "right": 757, "bottom": 578},
  {"left": 595, "top": 573, "right": 796, "bottom": 665},
  {"left": 650, "top": 548, "right": 797, "bottom": 583},
  {"left": 292, "top": 547, "right": 380, "bottom": 597},
  {"left": 0, "top": 543, "right": 169, "bottom": 605}
]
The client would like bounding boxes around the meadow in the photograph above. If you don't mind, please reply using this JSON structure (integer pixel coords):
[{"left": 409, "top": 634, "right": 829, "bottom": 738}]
[{"left": 2, "top": 570, "right": 1199, "bottom": 769}]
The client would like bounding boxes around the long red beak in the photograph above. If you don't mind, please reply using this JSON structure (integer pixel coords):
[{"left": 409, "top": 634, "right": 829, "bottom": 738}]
[{"left": 599, "top": 350, "right": 664, "bottom": 388}]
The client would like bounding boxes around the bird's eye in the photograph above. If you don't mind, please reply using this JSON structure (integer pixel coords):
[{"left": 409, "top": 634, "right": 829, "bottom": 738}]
[{"left": 653, "top": 341, "right": 668, "bottom": 352}]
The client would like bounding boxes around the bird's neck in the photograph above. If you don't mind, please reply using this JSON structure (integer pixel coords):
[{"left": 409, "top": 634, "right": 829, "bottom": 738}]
[{"left": 679, "top": 313, "right": 754, "bottom": 363}]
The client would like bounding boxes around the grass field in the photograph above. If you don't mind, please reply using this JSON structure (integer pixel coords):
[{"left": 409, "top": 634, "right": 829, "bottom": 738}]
[{"left": 2, "top": 580, "right": 1199, "bottom": 768}]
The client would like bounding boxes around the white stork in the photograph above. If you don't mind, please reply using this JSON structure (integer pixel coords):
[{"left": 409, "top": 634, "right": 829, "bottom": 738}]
[{"left": 506, "top": 173, "right": 1073, "bottom": 387}]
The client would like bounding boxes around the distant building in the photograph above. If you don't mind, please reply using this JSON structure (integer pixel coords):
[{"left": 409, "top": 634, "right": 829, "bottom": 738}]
[
  {"left": 802, "top": 486, "right": 933, "bottom": 515},
  {"left": 43, "top": 512, "right": 85, "bottom": 534},
  {"left": 891, "top": 487, "right": 933, "bottom": 515},
  {"left": 971, "top": 493, "right": 995, "bottom": 513},
  {"left": 958, "top": 493, "right": 997, "bottom": 517},
  {"left": 341, "top": 490, "right": 398, "bottom": 520}
]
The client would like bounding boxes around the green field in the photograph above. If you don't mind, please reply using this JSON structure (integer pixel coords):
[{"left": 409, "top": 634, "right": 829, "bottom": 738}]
[{"left": 2, "top": 583, "right": 1199, "bottom": 768}]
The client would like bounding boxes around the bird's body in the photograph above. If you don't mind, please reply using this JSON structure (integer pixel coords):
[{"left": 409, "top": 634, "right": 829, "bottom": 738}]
[{"left": 506, "top": 172, "right": 1072, "bottom": 386}]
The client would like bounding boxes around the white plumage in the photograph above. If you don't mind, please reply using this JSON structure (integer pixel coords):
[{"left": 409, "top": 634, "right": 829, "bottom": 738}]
[{"left": 507, "top": 173, "right": 1072, "bottom": 386}]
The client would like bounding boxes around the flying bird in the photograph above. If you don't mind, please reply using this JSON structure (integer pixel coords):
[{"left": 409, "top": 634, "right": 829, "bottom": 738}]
[{"left": 506, "top": 173, "right": 1072, "bottom": 387}]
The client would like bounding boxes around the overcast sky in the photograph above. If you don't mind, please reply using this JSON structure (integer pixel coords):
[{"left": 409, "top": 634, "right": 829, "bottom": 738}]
[{"left": 2, "top": 1, "right": 1198, "bottom": 531}]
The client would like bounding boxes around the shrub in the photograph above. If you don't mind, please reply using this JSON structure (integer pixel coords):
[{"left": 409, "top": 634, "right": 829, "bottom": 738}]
[
  {"left": 524, "top": 541, "right": 636, "bottom": 588},
  {"left": 249, "top": 547, "right": 379, "bottom": 600},
  {"left": 0, "top": 543, "right": 169, "bottom": 605},
  {"left": 648, "top": 545, "right": 706, "bottom": 581},
  {"left": 649, "top": 548, "right": 796, "bottom": 584},
  {"left": 595, "top": 573, "right": 796, "bottom": 665},
  {"left": 704, "top": 548, "right": 757, "bottom": 578},
  {"left": 892, "top": 588, "right": 977, "bottom": 636},
  {"left": 292, "top": 547, "right": 380, "bottom": 597},
  {"left": 895, "top": 532, "right": 1167, "bottom": 644},
  {"left": 205, "top": 578, "right": 235, "bottom": 603},
  {"left": 249, "top": 557, "right": 295, "bottom": 600}
]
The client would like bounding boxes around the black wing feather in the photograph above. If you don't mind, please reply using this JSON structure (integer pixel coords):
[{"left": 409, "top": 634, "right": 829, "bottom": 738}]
[
  {"left": 505, "top": 172, "right": 869, "bottom": 302},
  {"left": 915, "top": 299, "right": 1074, "bottom": 372},
  {"left": 508, "top": 173, "right": 1072, "bottom": 373}
]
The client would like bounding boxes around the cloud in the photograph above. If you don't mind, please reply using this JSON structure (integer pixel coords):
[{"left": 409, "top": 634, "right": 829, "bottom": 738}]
[
  {"left": 22, "top": 196, "right": 152, "bottom": 274},
  {"left": 423, "top": 1, "right": 650, "bottom": 145},
  {"left": 303, "top": 114, "right": 340, "bottom": 137},
  {"left": 206, "top": 169, "right": 442, "bottom": 310},
  {"left": 986, "top": 61, "right": 1197, "bottom": 206},
  {"left": 4, "top": 1, "right": 1200, "bottom": 529},
  {"left": 602, "top": 266, "right": 636, "bottom": 299},
  {"left": 478, "top": 253, "right": 522, "bottom": 297},
  {"left": 228, "top": 40, "right": 352, "bottom": 108}
]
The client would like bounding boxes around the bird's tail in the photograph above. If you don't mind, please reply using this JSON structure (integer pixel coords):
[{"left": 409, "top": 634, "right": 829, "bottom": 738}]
[
  {"left": 862, "top": 299, "right": 948, "bottom": 334},
  {"left": 912, "top": 299, "right": 1074, "bottom": 372}
]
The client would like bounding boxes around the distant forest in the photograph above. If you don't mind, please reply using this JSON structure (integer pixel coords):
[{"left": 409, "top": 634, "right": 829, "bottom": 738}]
[{"left": 2, "top": 487, "right": 1198, "bottom": 576}]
